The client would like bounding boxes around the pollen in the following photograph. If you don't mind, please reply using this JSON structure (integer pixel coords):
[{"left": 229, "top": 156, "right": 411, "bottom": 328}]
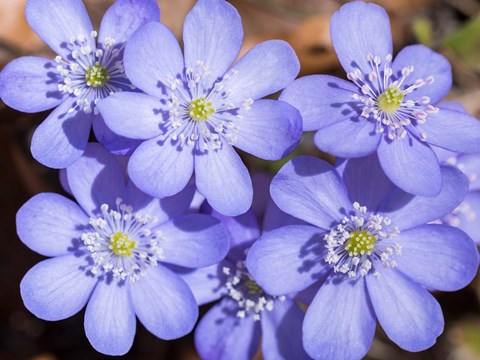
[
  {"left": 245, "top": 278, "right": 263, "bottom": 295},
  {"left": 344, "top": 230, "right": 377, "bottom": 256},
  {"left": 110, "top": 231, "right": 136, "bottom": 256},
  {"left": 189, "top": 97, "right": 215, "bottom": 121},
  {"left": 377, "top": 85, "right": 404, "bottom": 113},
  {"left": 85, "top": 62, "right": 109, "bottom": 87}
]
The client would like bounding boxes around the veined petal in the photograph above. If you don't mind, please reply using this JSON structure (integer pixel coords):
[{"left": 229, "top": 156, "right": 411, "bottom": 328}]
[
  {"left": 0, "top": 56, "right": 65, "bottom": 112},
  {"left": 330, "top": 1, "right": 392, "bottom": 75},
  {"left": 377, "top": 135, "right": 441, "bottom": 196},
  {"left": 392, "top": 45, "right": 451, "bottom": 105},
  {"left": 303, "top": 277, "right": 376, "bottom": 360},
  {"left": 128, "top": 136, "right": 194, "bottom": 198},
  {"left": 380, "top": 165, "right": 468, "bottom": 230},
  {"left": 246, "top": 225, "right": 328, "bottom": 296},
  {"left": 20, "top": 255, "right": 96, "bottom": 321},
  {"left": 280, "top": 75, "right": 360, "bottom": 131},
  {"left": 393, "top": 225, "right": 479, "bottom": 291},
  {"left": 366, "top": 268, "right": 444, "bottom": 352},
  {"left": 98, "top": 0, "right": 160, "bottom": 46},
  {"left": 124, "top": 22, "right": 184, "bottom": 98},
  {"left": 66, "top": 143, "right": 127, "bottom": 216},
  {"left": 183, "top": 0, "right": 243, "bottom": 88},
  {"left": 85, "top": 281, "right": 136, "bottom": 356},
  {"left": 17, "top": 193, "right": 88, "bottom": 257},
  {"left": 92, "top": 114, "right": 141, "bottom": 156},
  {"left": 261, "top": 299, "right": 310, "bottom": 360},
  {"left": 314, "top": 117, "right": 381, "bottom": 158},
  {"left": 31, "top": 97, "right": 92, "bottom": 169},
  {"left": 194, "top": 298, "right": 261, "bottom": 360},
  {"left": 130, "top": 264, "right": 198, "bottom": 340},
  {"left": 177, "top": 263, "right": 226, "bottom": 305},
  {"left": 26, "top": 0, "right": 93, "bottom": 58},
  {"left": 270, "top": 156, "right": 351, "bottom": 229},
  {"left": 227, "top": 40, "right": 300, "bottom": 104},
  {"left": 234, "top": 99, "right": 302, "bottom": 160},
  {"left": 97, "top": 92, "right": 164, "bottom": 140},
  {"left": 155, "top": 214, "right": 229, "bottom": 268},
  {"left": 423, "top": 108, "right": 480, "bottom": 154},
  {"left": 195, "top": 143, "right": 252, "bottom": 216}
]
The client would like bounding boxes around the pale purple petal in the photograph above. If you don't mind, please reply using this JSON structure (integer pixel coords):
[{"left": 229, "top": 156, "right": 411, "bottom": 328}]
[
  {"left": 20, "top": 255, "right": 96, "bottom": 321},
  {"left": 91, "top": 114, "right": 141, "bottom": 156},
  {"left": 446, "top": 192, "right": 480, "bottom": 243}
]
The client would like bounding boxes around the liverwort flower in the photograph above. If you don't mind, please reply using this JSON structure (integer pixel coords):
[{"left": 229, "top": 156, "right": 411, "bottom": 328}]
[
  {"left": 16, "top": 143, "right": 229, "bottom": 355},
  {"left": 0, "top": 0, "right": 160, "bottom": 168},
  {"left": 177, "top": 179, "right": 309, "bottom": 360},
  {"left": 246, "top": 155, "right": 479, "bottom": 360},
  {"left": 279, "top": 1, "right": 480, "bottom": 196},
  {"left": 98, "top": 0, "right": 302, "bottom": 216}
]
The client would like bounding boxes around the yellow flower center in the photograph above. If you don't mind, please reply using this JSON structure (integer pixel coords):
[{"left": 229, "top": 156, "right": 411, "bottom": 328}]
[
  {"left": 85, "top": 63, "right": 109, "bottom": 87},
  {"left": 189, "top": 97, "right": 215, "bottom": 121},
  {"left": 344, "top": 230, "right": 377, "bottom": 256},
  {"left": 245, "top": 278, "right": 263, "bottom": 295},
  {"left": 377, "top": 85, "right": 404, "bottom": 113},
  {"left": 110, "top": 231, "right": 136, "bottom": 257}
]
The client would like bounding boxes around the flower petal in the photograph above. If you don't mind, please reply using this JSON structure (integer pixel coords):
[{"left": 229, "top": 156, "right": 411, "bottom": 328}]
[
  {"left": 445, "top": 192, "right": 480, "bottom": 244},
  {"left": 97, "top": 92, "right": 164, "bottom": 140},
  {"left": 456, "top": 153, "right": 480, "bottom": 191},
  {"left": 195, "top": 143, "right": 252, "bottom": 216},
  {"left": 270, "top": 156, "right": 351, "bottom": 229},
  {"left": 330, "top": 2, "right": 392, "bottom": 75},
  {"left": 20, "top": 255, "right": 96, "bottom": 321},
  {"left": 130, "top": 264, "right": 198, "bottom": 339},
  {"left": 31, "top": 97, "right": 92, "bottom": 169},
  {"left": 262, "top": 200, "right": 308, "bottom": 234},
  {"left": 303, "top": 277, "right": 376, "bottom": 360},
  {"left": 392, "top": 45, "right": 451, "bottom": 105},
  {"left": 314, "top": 118, "right": 381, "bottom": 158},
  {"left": 279, "top": 75, "right": 360, "bottom": 131},
  {"left": 26, "top": 0, "right": 93, "bottom": 58},
  {"left": 66, "top": 142, "right": 127, "bottom": 216},
  {"left": 261, "top": 299, "right": 310, "bottom": 360},
  {"left": 183, "top": 0, "right": 243, "bottom": 88},
  {"left": 233, "top": 99, "right": 302, "bottom": 160},
  {"left": 126, "top": 180, "right": 195, "bottom": 224},
  {"left": 92, "top": 114, "right": 141, "bottom": 156},
  {"left": 194, "top": 298, "right": 261, "bottom": 360},
  {"left": 380, "top": 165, "right": 468, "bottom": 230},
  {"left": 377, "top": 136, "right": 442, "bottom": 196},
  {"left": 17, "top": 193, "right": 88, "bottom": 257},
  {"left": 124, "top": 22, "right": 184, "bottom": 98},
  {"left": 155, "top": 214, "right": 229, "bottom": 268},
  {"left": 246, "top": 225, "right": 328, "bottom": 296},
  {"left": 128, "top": 136, "right": 194, "bottom": 198},
  {"left": 422, "top": 108, "right": 480, "bottom": 154},
  {"left": 227, "top": 40, "right": 300, "bottom": 104},
  {"left": 85, "top": 281, "right": 136, "bottom": 356},
  {"left": 392, "top": 224, "right": 479, "bottom": 291},
  {"left": 98, "top": 0, "right": 160, "bottom": 46},
  {"left": 366, "top": 268, "right": 444, "bottom": 352},
  {"left": 0, "top": 56, "right": 65, "bottom": 112},
  {"left": 177, "top": 263, "right": 226, "bottom": 306},
  {"left": 340, "top": 154, "right": 395, "bottom": 212}
]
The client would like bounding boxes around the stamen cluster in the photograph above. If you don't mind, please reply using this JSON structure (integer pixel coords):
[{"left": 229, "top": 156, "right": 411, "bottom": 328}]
[
  {"left": 349, "top": 53, "right": 438, "bottom": 141},
  {"left": 81, "top": 198, "right": 165, "bottom": 282},
  {"left": 223, "top": 260, "right": 285, "bottom": 321},
  {"left": 324, "top": 202, "right": 401, "bottom": 278}
]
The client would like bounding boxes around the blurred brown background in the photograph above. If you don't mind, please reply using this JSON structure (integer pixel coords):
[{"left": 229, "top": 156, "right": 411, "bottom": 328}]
[{"left": 1, "top": 0, "right": 480, "bottom": 359}]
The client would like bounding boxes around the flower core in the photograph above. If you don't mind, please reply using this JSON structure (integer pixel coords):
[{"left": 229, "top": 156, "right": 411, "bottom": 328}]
[
  {"left": 189, "top": 97, "right": 215, "bottom": 121},
  {"left": 110, "top": 231, "right": 136, "bottom": 256},
  {"left": 377, "top": 85, "right": 404, "bottom": 113},
  {"left": 325, "top": 202, "right": 401, "bottom": 278},
  {"left": 85, "top": 63, "right": 109, "bottom": 88}
]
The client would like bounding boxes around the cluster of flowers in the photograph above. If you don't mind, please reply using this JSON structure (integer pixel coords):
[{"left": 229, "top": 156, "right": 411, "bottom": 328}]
[{"left": 2, "top": 0, "right": 480, "bottom": 359}]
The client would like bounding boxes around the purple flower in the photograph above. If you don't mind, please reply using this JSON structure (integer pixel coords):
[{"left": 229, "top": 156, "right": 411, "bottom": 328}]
[
  {"left": 0, "top": 0, "right": 160, "bottom": 168},
  {"left": 246, "top": 155, "right": 479, "bottom": 359},
  {"left": 280, "top": 1, "right": 480, "bottom": 196},
  {"left": 98, "top": 0, "right": 302, "bottom": 216},
  {"left": 16, "top": 143, "right": 229, "bottom": 355},
  {"left": 176, "top": 175, "right": 309, "bottom": 360}
]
